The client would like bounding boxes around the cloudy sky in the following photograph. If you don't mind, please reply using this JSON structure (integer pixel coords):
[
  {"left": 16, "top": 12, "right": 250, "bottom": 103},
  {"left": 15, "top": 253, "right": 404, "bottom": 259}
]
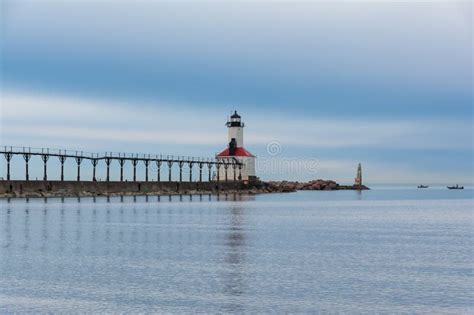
[{"left": 0, "top": 1, "right": 472, "bottom": 184}]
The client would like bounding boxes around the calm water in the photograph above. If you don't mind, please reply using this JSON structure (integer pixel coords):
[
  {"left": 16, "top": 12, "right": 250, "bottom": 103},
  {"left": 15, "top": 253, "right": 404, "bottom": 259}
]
[{"left": 1, "top": 188, "right": 473, "bottom": 313}]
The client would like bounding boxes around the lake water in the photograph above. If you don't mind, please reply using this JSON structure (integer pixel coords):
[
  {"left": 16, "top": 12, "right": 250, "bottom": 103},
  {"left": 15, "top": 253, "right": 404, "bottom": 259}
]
[{"left": 1, "top": 188, "right": 473, "bottom": 313}]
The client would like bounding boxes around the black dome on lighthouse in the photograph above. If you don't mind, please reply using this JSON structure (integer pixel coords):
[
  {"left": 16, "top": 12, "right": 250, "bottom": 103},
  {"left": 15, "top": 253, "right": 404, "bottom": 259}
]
[{"left": 226, "top": 110, "right": 244, "bottom": 127}]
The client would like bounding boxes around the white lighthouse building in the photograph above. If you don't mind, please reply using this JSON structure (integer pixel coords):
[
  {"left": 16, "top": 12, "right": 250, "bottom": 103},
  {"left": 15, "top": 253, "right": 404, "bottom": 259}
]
[{"left": 216, "top": 111, "right": 256, "bottom": 181}]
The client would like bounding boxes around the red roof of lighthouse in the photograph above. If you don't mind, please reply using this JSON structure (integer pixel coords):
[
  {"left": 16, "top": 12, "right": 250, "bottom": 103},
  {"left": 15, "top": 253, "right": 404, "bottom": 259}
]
[{"left": 217, "top": 147, "right": 255, "bottom": 157}]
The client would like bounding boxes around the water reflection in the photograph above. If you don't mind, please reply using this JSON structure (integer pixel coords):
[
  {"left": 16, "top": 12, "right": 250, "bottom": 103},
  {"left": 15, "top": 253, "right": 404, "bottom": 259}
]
[
  {"left": 40, "top": 201, "right": 48, "bottom": 253},
  {"left": 2, "top": 195, "right": 256, "bottom": 254},
  {"left": 1, "top": 194, "right": 256, "bottom": 311},
  {"left": 59, "top": 202, "right": 66, "bottom": 253},
  {"left": 1, "top": 193, "right": 471, "bottom": 313},
  {"left": 4, "top": 204, "right": 11, "bottom": 248},
  {"left": 222, "top": 203, "right": 247, "bottom": 312},
  {"left": 23, "top": 203, "right": 30, "bottom": 250}
]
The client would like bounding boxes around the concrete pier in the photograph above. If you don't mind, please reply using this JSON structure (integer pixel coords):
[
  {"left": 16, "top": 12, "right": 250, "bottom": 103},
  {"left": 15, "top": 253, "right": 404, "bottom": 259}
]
[{"left": 0, "top": 180, "right": 251, "bottom": 198}]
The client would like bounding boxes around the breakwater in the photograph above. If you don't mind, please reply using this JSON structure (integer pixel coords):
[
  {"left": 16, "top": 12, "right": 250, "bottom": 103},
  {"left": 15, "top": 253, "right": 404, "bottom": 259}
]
[
  {"left": 0, "top": 179, "right": 368, "bottom": 198},
  {"left": 0, "top": 146, "right": 253, "bottom": 198},
  {"left": 266, "top": 180, "right": 370, "bottom": 192},
  {"left": 0, "top": 180, "right": 254, "bottom": 198}
]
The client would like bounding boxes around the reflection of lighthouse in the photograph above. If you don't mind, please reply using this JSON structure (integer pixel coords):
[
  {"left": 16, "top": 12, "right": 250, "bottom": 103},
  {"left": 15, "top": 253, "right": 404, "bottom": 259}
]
[
  {"left": 216, "top": 111, "right": 256, "bottom": 181},
  {"left": 221, "top": 201, "right": 246, "bottom": 312}
]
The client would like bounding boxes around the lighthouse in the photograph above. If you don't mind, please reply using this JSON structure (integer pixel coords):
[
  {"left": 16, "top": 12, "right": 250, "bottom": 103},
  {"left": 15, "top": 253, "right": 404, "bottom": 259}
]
[{"left": 216, "top": 111, "right": 256, "bottom": 181}]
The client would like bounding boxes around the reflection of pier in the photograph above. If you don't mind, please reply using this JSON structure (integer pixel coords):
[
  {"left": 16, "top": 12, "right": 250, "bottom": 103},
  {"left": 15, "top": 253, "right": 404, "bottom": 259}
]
[
  {"left": 0, "top": 194, "right": 256, "bottom": 312},
  {"left": 1, "top": 146, "right": 243, "bottom": 182},
  {"left": 2, "top": 194, "right": 250, "bottom": 254}
]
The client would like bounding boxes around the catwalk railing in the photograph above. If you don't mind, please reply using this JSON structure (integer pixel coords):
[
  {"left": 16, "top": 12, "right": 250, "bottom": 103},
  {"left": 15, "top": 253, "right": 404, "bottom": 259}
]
[{"left": 1, "top": 146, "right": 243, "bottom": 182}]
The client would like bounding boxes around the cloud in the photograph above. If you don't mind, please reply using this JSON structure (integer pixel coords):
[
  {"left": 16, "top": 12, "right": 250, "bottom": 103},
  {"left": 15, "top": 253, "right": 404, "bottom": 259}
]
[
  {"left": 1, "top": 90, "right": 472, "bottom": 183},
  {"left": 3, "top": 1, "right": 471, "bottom": 95},
  {"left": 1, "top": 90, "right": 471, "bottom": 152},
  {"left": 1, "top": 2, "right": 471, "bottom": 184}
]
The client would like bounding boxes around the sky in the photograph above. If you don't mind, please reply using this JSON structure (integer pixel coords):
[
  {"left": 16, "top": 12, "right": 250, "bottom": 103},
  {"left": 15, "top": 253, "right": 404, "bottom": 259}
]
[{"left": 0, "top": 0, "right": 472, "bottom": 184}]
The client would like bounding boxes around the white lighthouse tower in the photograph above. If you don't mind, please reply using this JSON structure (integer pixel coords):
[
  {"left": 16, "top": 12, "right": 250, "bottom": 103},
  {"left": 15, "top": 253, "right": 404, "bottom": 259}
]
[{"left": 216, "top": 111, "right": 256, "bottom": 181}]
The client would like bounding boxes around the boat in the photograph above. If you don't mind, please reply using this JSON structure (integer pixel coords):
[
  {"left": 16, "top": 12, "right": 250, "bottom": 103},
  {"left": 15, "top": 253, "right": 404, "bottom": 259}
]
[
  {"left": 447, "top": 185, "right": 464, "bottom": 190},
  {"left": 417, "top": 185, "right": 429, "bottom": 188}
]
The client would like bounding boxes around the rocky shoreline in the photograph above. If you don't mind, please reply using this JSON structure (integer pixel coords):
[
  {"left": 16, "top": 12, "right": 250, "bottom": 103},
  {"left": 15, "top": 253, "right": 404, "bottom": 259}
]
[{"left": 260, "top": 179, "right": 369, "bottom": 193}]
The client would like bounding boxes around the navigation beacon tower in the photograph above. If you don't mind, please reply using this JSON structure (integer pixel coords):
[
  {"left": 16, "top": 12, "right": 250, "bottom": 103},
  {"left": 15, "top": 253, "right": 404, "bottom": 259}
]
[
  {"left": 354, "top": 163, "right": 362, "bottom": 188},
  {"left": 216, "top": 111, "right": 256, "bottom": 181}
]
